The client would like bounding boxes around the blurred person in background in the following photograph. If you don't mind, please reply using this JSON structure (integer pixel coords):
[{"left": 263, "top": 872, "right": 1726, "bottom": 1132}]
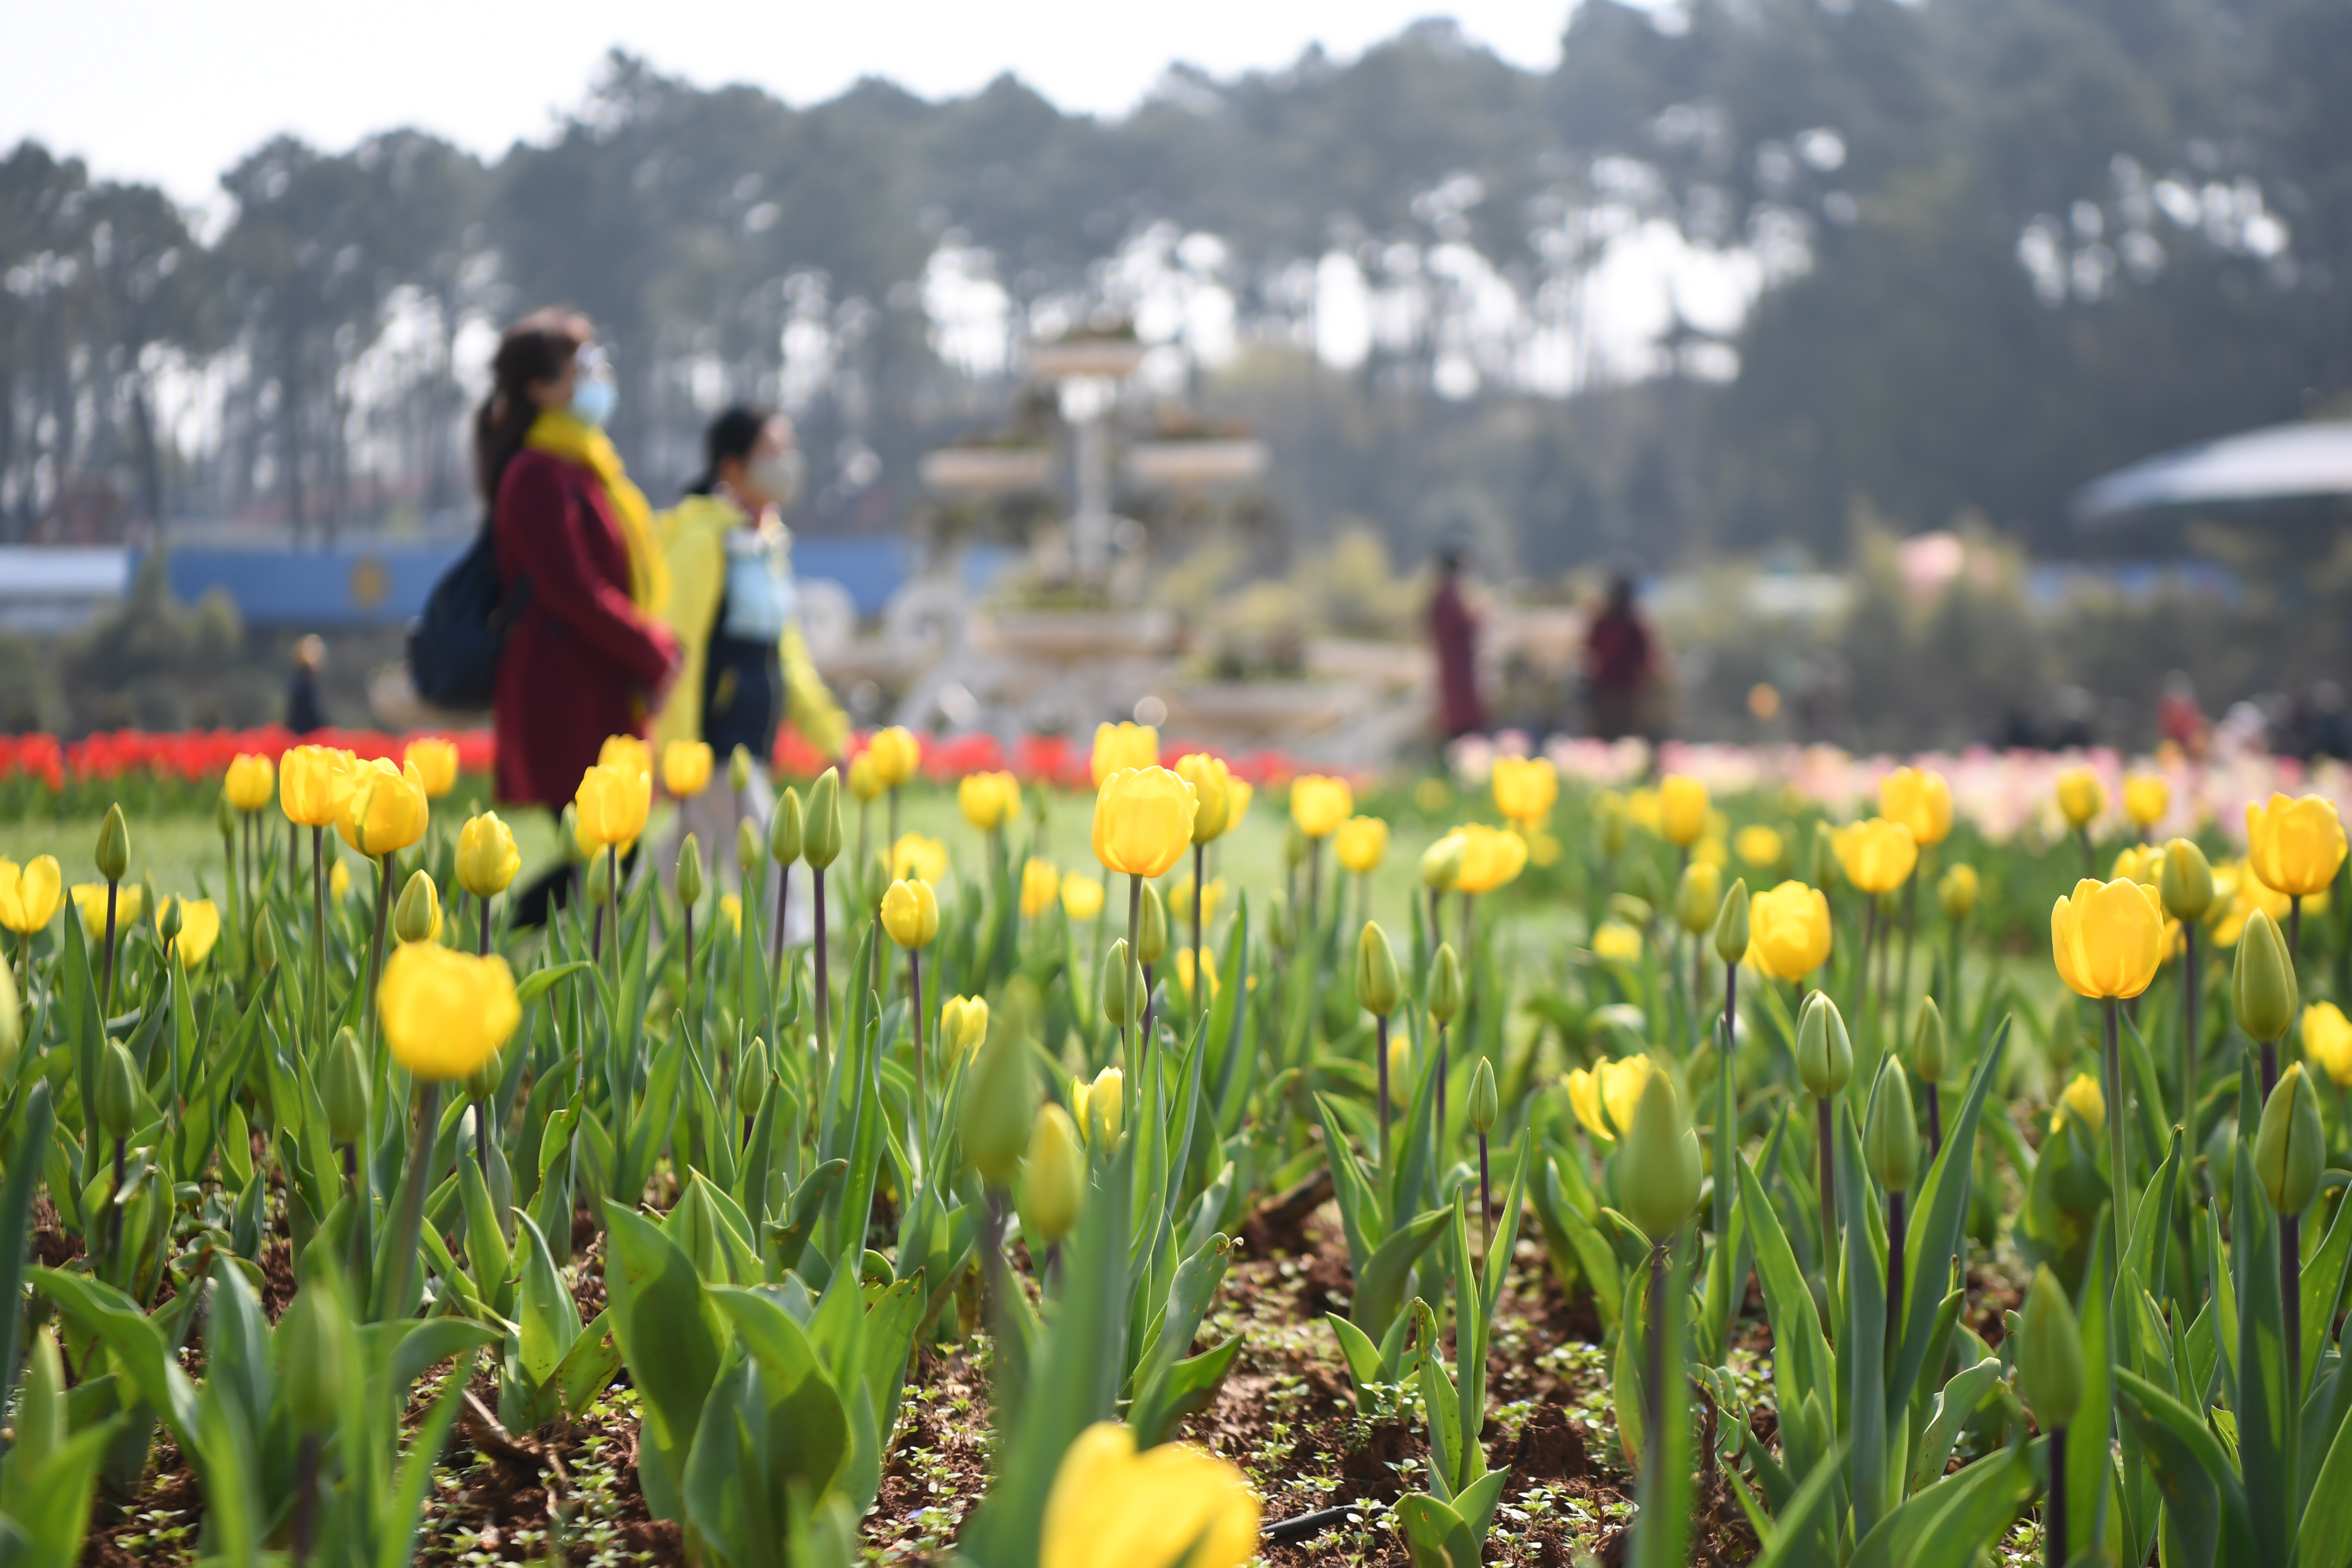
[
  {"left": 1428, "top": 544, "right": 1486, "bottom": 741},
  {"left": 285, "top": 634, "right": 328, "bottom": 733},
  {"left": 2158, "top": 670, "right": 2210, "bottom": 761},
  {"left": 479, "top": 308, "right": 681, "bottom": 923},
  {"left": 654, "top": 405, "right": 847, "bottom": 902},
  {"left": 1582, "top": 572, "right": 1654, "bottom": 741}
]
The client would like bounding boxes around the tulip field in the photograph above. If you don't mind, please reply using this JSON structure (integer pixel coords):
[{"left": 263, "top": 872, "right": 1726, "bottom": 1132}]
[{"left": 4, "top": 726, "right": 2352, "bottom": 1568}]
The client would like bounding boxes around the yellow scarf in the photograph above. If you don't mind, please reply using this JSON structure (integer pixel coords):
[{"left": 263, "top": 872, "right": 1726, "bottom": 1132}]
[{"left": 525, "top": 408, "right": 670, "bottom": 613}]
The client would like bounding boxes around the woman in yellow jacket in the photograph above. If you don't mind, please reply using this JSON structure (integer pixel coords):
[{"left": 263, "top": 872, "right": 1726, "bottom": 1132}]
[{"left": 654, "top": 406, "right": 848, "bottom": 897}]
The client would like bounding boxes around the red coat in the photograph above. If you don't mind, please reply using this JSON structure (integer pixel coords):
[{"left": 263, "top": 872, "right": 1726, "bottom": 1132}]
[{"left": 492, "top": 449, "right": 678, "bottom": 809}]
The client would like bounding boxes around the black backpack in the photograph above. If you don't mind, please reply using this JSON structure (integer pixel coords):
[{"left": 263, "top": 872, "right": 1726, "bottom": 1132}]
[{"left": 408, "top": 529, "right": 528, "bottom": 712}]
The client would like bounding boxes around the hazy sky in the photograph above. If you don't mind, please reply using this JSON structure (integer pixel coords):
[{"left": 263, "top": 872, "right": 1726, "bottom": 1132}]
[{"left": 6, "top": 2, "right": 1575, "bottom": 209}]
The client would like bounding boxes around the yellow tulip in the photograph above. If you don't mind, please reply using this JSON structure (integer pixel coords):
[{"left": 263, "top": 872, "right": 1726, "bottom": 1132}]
[
  {"left": 329, "top": 862, "right": 351, "bottom": 902},
  {"left": 940, "top": 995, "right": 989, "bottom": 1056},
  {"left": 1334, "top": 815, "right": 1389, "bottom": 875},
  {"left": 403, "top": 737, "right": 460, "bottom": 799},
  {"left": 1832, "top": 817, "right": 1918, "bottom": 894},
  {"left": 1289, "top": 775, "right": 1353, "bottom": 839},
  {"left": 1176, "top": 946, "right": 1219, "bottom": 1004},
  {"left": 0, "top": 856, "right": 65, "bottom": 934},
  {"left": 1734, "top": 825, "right": 1784, "bottom": 868},
  {"left": 958, "top": 770, "right": 1023, "bottom": 831},
  {"left": 334, "top": 758, "right": 430, "bottom": 857},
  {"left": 1939, "top": 862, "right": 1981, "bottom": 920},
  {"left": 866, "top": 726, "right": 921, "bottom": 787},
  {"left": 847, "top": 750, "right": 886, "bottom": 803},
  {"left": 1454, "top": 822, "right": 1528, "bottom": 894},
  {"left": 73, "top": 883, "right": 144, "bottom": 937},
  {"left": 1021, "top": 858, "right": 1062, "bottom": 919},
  {"left": 223, "top": 753, "right": 275, "bottom": 812},
  {"left": 1092, "top": 768, "right": 1198, "bottom": 879},
  {"left": 2055, "top": 767, "right": 2105, "bottom": 829},
  {"left": 597, "top": 733, "right": 652, "bottom": 780},
  {"left": 2303, "top": 1002, "right": 2352, "bottom": 1087},
  {"left": 719, "top": 893, "right": 742, "bottom": 934},
  {"left": 891, "top": 833, "right": 950, "bottom": 885},
  {"left": 1089, "top": 722, "right": 1160, "bottom": 787},
  {"left": 1224, "top": 778, "right": 1252, "bottom": 827},
  {"left": 2123, "top": 773, "right": 2170, "bottom": 831},
  {"left": 1593, "top": 921, "right": 1643, "bottom": 964},
  {"left": 1566, "top": 1053, "right": 1657, "bottom": 1143},
  {"left": 662, "top": 740, "right": 715, "bottom": 798},
  {"left": 1062, "top": 874, "right": 1106, "bottom": 921},
  {"left": 1492, "top": 754, "right": 1559, "bottom": 825},
  {"left": 1039, "top": 1422, "right": 1258, "bottom": 1568},
  {"left": 278, "top": 744, "right": 347, "bottom": 828},
  {"left": 1173, "top": 753, "right": 1234, "bottom": 844},
  {"left": 1747, "top": 880, "right": 1833, "bottom": 980},
  {"left": 1878, "top": 768, "right": 1953, "bottom": 847},
  {"left": 457, "top": 813, "right": 522, "bottom": 898},
  {"left": 882, "top": 878, "right": 940, "bottom": 948},
  {"left": 2052, "top": 1071, "right": 2106, "bottom": 1137},
  {"left": 154, "top": 897, "right": 220, "bottom": 968},
  {"left": 1168, "top": 874, "right": 1226, "bottom": 931},
  {"left": 2051, "top": 876, "right": 2164, "bottom": 1000},
  {"left": 2246, "top": 793, "right": 2349, "bottom": 898},
  {"left": 1658, "top": 774, "right": 1708, "bottom": 847},
  {"left": 574, "top": 762, "right": 652, "bottom": 851},
  {"left": 379, "top": 942, "right": 520, "bottom": 1082},
  {"left": 2111, "top": 844, "right": 2163, "bottom": 888},
  {"left": 1692, "top": 834, "right": 1729, "bottom": 869}
]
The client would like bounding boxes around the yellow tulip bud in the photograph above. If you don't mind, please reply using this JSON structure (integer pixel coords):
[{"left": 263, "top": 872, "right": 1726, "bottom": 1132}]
[
  {"left": 1832, "top": 817, "right": 1917, "bottom": 895},
  {"left": 1089, "top": 721, "right": 1160, "bottom": 786},
  {"left": 2016, "top": 1266, "right": 2083, "bottom": 1430},
  {"left": 1734, "top": 824, "right": 1783, "bottom": 870},
  {"left": 1796, "top": 993, "right": 1852, "bottom": 1097},
  {"left": 1083, "top": 1064, "right": 1124, "bottom": 1149},
  {"left": 2255, "top": 1062, "right": 2324, "bottom": 1216},
  {"left": 867, "top": 726, "right": 921, "bottom": 787},
  {"left": 96, "top": 1038, "right": 138, "bottom": 1141},
  {"left": 1419, "top": 832, "right": 1466, "bottom": 892},
  {"left": 322, "top": 1026, "right": 370, "bottom": 1146},
  {"left": 2232, "top": 907, "right": 2298, "bottom": 1043},
  {"left": 335, "top": 758, "right": 431, "bottom": 857},
  {"left": 962, "top": 992, "right": 1035, "bottom": 1187},
  {"left": 1592, "top": 920, "right": 1642, "bottom": 964},
  {"left": 1454, "top": 822, "right": 1527, "bottom": 894},
  {"left": 1712, "top": 878, "right": 1750, "bottom": 966},
  {"left": 1289, "top": 775, "right": 1354, "bottom": 839},
  {"left": 2159, "top": 838, "right": 2213, "bottom": 922},
  {"left": 1674, "top": 860, "right": 1723, "bottom": 937},
  {"left": 677, "top": 834, "right": 706, "bottom": 908},
  {"left": 1879, "top": 767, "right": 1953, "bottom": 848},
  {"left": 729, "top": 744, "right": 754, "bottom": 794},
  {"left": 2053, "top": 1071, "right": 2105, "bottom": 1138},
  {"left": 1595, "top": 791, "right": 1630, "bottom": 858},
  {"left": 1062, "top": 874, "right": 1105, "bottom": 921},
  {"left": 1566, "top": 1053, "right": 1655, "bottom": 1142},
  {"left": 1467, "top": 1056, "right": 1498, "bottom": 1135},
  {"left": 1862, "top": 1056, "right": 1919, "bottom": 1192},
  {"left": 1334, "top": 815, "right": 1389, "bottom": 875},
  {"left": 2123, "top": 773, "right": 2169, "bottom": 831},
  {"left": 278, "top": 745, "right": 346, "bottom": 828},
  {"left": 457, "top": 812, "right": 522, "bottom": 898},
  {"left": 1020, "top": 858, "right": 1062, "bottom": 919},
  {"left": 380, "top": 942, "right": 520, "bottom": 1081},
  {"left": 573, "top": 761, "right": 650, "bottom": 852},
  {"left": 1492, "top": 754, "right": 1559, "bottom": 826},
  {"left": 1619, "top": 1071, "right": 1702, "bottom": 1241},
  {"left": 2055, "top": 767, "right": 2105, "bottom": 829},
  {"left": 95, "top": 804, "right": 129, "bottom": 883},
  {"left": 1357, "top": 922, "right": 1401, "bottom": 1017},
  {"left": 1174, "top": 752, "right": 1234, "bottom": 844},
  {"left": 1099, "top": 938, "right": 1141, "bottom": 1028},
  {"left": 1136, "top": 882, "right": 1168, "bottom": 965},
  {"left": 1911, "top": 995, "right": 1947, "bottom": 1084},
  {"left": 277, "top": 1263, "right": 356, "bottom": 1435},
  {"left": 1938, "top": 862, "right": 1980, "bottom": 921},
  {"left": 1092, "top": 767, "right": 1198, "bottom": 879},
  {"left": 847, "top": 750, "right": 885, "bottom": 803},
  {"left": 1658, "top": 774, "right": 1708, "bottom": 847},
  {"left": 1022, "top": 1104, "right": 1087, "bottom": 1244},
  {"left": 224, "top": 752, "right": 276, "bottom": 812},
  {"left": 0, "top": 855, "right": 65, "bottom": 936},
  {"left": 403, "top": 737, "right": 460, "bottom": 799},
  {"left": 1427, "top": 943, "right": 1462, "bottom": 1026},
  {"left": 663, "top": 740, "right": 715, "bottom": 798},
  {"left": 1748, "top": 880, "right": 1832, "bottom": 981},
  {"left": 882, "top": 878, "right": 940, "bottom": 949}
]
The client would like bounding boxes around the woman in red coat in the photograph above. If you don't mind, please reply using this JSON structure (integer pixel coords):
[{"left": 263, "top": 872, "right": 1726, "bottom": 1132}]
[{"left": 474, "top": 310, "right": 679, "bottom": 914}]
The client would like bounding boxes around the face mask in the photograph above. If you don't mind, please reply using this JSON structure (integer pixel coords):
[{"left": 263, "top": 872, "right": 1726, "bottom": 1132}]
[
  {"left": 745, "top": 449, "right": 805, "bottom": 509},
  {"left": 571, "top": 376, "right": 617, "bottom": 428}
]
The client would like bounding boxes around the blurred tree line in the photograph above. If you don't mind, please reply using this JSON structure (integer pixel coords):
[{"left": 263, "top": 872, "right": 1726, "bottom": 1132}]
[{"left": 3, "top": 0, "right": 2349, "bottom": 576}]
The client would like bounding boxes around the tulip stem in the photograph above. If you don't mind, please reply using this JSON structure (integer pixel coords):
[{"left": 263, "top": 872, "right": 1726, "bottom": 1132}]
[
  {"left": 1127, "top": 872, "right": 1143, "bottom": 1073},
  {"left": 379, "top": 1078, "right": 443, "bottom": 1321},
  {"left": 1645, "top": 1239, "right": 1669, "bottom": 1489},
  {"left": 1375, "top": 1013, "right": 1391, "bottom": 1171},
  {"left": 99, "top": 879, "right": 118, "bottom": 1017},
  {"left": 1816, "top": 1094, "right": 1838, "bottom": 1290},
  {"left": 310, "top": 826, "right": 326, "bottom": 1049},
  {"left": 478, "top": 894, "right": 491, "bottom": 958},
  {"left": 1428, "top": 886, "right": 1444, "bottom": 959},
  {"left": 2077, "top": 826, "right": 2094, "bottom": 877},
  {"left": 2284, "top": 1211, "right": 2303, "bottom": 1407},
  {"left": 1435, "top": 1023, "right": 1450, "bottom": 1152},
  {"left": 771, "top": 856, "right": 790, "bottom": 979},
  {"left": 1899, "top": 877, "right": 1919, "bottom": 1038},
  {"left": 2103, "top": 998, "right": 2131, "bottom": 1238},
  {"left": 812, "top": 867, "right": 830, "bottom": 1116},
  {"left": 1307, "top": 837, "right": 1322, "bottom": 934},
  {"left": 2182, "top": 923, "right": 2201, "bottom": 1144},
  {"left": 605, "top": 846, "right": 621, "bottom": 1006},
  {"left": 1854, "top": 900, "right": 1875, "bottom": 1054},
  {"left": 363, "top": 855, "right": 393, "bottom": 1055},
  {"left": 1925, "top": 1081, "right": 1942, "bottom": 1165},
  {"left": 908, "top": 947, "right": 925, "bottom": 1136},
  {"left": 1191, "top": 842, "right": 1205, "bottom": 994},
  {"left": 1479, "top": 1127, "right": 1493, "bottom": 1259},
  {"left": 2044, "top": 1425, "right": 2067, "bottom": 1568}
]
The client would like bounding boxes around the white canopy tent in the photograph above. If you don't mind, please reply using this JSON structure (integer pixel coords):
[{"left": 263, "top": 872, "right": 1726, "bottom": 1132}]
[{"left": 2074, "top": 419, "right": 2352, "bottom": 522}]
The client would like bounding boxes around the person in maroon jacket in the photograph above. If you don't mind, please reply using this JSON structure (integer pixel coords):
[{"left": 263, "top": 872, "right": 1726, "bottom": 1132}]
[
  {"left": 1583, "top": 573, "right": 1654, "bottom": 741},
  {"left": 1429, "top": 546, "right": 1486, "bottom": 740},
  {"left": 474, "top": 309, "right": 680, "bottom": 920}
]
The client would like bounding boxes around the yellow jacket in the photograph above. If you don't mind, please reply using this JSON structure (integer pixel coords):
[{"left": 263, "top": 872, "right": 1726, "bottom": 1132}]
[{"left": 653, "top": 493, "right": 849, "bottom": 761}]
